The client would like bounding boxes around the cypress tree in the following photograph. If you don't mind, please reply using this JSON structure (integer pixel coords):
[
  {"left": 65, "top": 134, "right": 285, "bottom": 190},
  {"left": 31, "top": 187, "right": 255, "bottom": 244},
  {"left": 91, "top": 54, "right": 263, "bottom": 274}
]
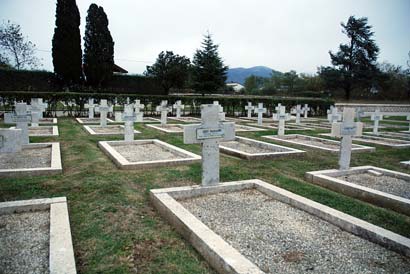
[
  {"left": 52, "top": 0, "right": 82, "bottom": 84},
  {"left": 83, "top": 4, "right": 114, "bottom": 87}
]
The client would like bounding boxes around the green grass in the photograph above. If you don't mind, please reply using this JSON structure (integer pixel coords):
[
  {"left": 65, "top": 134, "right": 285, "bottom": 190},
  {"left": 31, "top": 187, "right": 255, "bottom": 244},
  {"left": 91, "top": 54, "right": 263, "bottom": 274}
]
[{"left": 1, "top": 117, "right": 410, "bottom": 273}]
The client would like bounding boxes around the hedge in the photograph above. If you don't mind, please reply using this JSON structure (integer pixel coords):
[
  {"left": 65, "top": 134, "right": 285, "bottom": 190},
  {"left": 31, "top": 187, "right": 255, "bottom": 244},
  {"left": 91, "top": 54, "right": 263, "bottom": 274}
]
[{"left": 0, "top": 91, "right": 334, "bottom": 117}]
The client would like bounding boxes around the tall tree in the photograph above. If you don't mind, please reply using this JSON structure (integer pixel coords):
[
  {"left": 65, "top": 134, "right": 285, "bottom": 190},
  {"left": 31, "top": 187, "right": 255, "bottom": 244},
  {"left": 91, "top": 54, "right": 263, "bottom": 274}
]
[
  {"left": 145, "top": 51, "right": 190, "bottom": 94},
  {"left": 192, "top": 33, "right": 228, "bottom": 95},
  {"left": 329, "top": 16, "right": 379, "bottom": 100},
  {"left": 0, "top": 21, "right": 41, "bottom": 70},
  {"left": 52, "top": 0, "right": 82, "bottom": 83},
  {"left": 83, "top": 4, "right": 114, "bottom": 87}
]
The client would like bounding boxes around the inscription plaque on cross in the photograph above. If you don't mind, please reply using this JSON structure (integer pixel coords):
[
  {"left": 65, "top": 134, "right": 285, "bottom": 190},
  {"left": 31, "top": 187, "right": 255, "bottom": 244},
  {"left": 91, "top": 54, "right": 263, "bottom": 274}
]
[
  {"left": 302, "top": 104, "right": 310, "bottom": 118},
  {"left": 0, "top": 128, "right": 22, "bottom": 153},
  {"left": 327, "top": 106, "right": 342, "bottom": 124},
  {"left": 86, "top": 98, "right": 97, "bottom": 119},
  {"left": 244, "top": 102, "right": 255, "bottom": 118},
  {"left": 331, "top": 108, "right": 363, "bottom": 170},
  {"left": 122, "top": 104, "right": 137, "bottom": 141},
  {"left": 173, "top": 100, "right": 185, "bottom": 118},
  {"left": 156, "top": 100, "right": 172, "bottom": 125},
  {"left": 97, "top": 100, "right": 110, "bottom": 127},
  {"left": 291, "top": 104, "right": 303, "bottom": 125},
  {"left": 273, "top": 105, "right": 290, "bottom": 136},
  {"left": 213, "top": 101, "right": 225, "bottom": 121},
  {"left": 370, "top": 108, "right": 383, "bottom": 135},
  {"left": 184, "top": 104, "right": 235, "bottom": 186},
  {"left": 254, "top": 103, "right": 267, "bottom": 126}
]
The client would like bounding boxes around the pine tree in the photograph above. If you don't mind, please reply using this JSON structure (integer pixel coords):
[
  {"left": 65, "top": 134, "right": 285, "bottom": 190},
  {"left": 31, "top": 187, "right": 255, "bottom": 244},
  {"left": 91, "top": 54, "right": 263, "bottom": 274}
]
[
  {"left": 83, "top": 4, "right": 114, "bottom": 87},
  {"left": 329, "top": 16, "right": 379, "bottom": 100},
  {"left": 192, "top": 33, "right": 228, "bottom": 95},
  {"left": 52, "top": 0, "right": 82, "bottom": 84}
]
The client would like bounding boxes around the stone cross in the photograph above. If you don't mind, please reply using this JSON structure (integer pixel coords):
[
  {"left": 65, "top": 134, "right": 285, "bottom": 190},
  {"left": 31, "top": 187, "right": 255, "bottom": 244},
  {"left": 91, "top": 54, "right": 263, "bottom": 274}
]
[
  {"left": 173, "top": 100, "right": 185, "bottom": 118},
  {"left": 122, "top": 104, "right": 137, "bottom": 141},
  {"left": 356, "top": 107, "right": 364, "bottom": 121},
  {"left": 291, "top": 104, "right": 303, "bottom": 125},
  {"left": 10, "top": 103, "right": 31, "bottom": 145},
  {"left": 370, "top": 108, "right": 383, "bottom": 135},
  {"left": 244, "top": 102, "right": 255, "bottom": 118},
  {"left": 184, "top": 104, "right": 235, "bottom": 186},
  {"left": 254, "top": 103, "right": 267, "bottom": 126},
  {"left": 86, "top": 98, "right": 97, "bottom": 119},
  {"left": 331, "top": 108, "right": 363, "bottom": 170},
  {"left": 213, "top": 101, "right": 225, "bottom": 121},
  {"left": 28, "top": 102, "right": 42, "bottom": 127},
  {"left": 98, "top": 100, "right": 110, "bottom": 127},
  {"left": 134, "top": 100, "right": 145, "bottom": 122},
  {"left": 156, "top": 100, "right": 172, "bottom": 125},
  {"left": 302, "top": 104, "right": 310, "bottom": 118},
  {"left": 31, "top": 98, "right": 48, "bottom": 119},
  {"left": 273, "top": 105, "right": 291, "bottom": 136},
  {"left": 0, "top": 128, "right": 22, "bottom": 153},
  {"left": 327, "top": 106, "right": 342, "bottom": 123}
]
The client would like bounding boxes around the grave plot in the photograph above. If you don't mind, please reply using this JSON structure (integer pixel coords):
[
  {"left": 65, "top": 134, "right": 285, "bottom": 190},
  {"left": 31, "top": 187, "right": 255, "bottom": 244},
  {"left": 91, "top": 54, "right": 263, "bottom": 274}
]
[
  {"left": 262, "top": 134, "right": 374, "bottom": 153},
  {"left": 146, "top": 123, "right": 185, "bottom": 133},
  {"left": 83, "top": 125, "right": 140, "bottom": 136},
  {"left": 306, "top": 166, "right": 410, "bottom": 216},
  {"left": 321, "top": 133, "right": 410, "bottom": 148},
  {"left": 0, "top": 142, "right": 62, "bottom": 178},
  {"left": 142, "top": 117, "right": 161, "bottom": 123},
  {"left": 401, "top": 161, "right": 410, "bottom": 169},
  {"left": 151, "top": 179, "right": 410, "bottom": 274},
  {"left": 224, "top": 117, "right": 248, "bottom": 123},
  {"left": 220, "top": 136, "right": 304, "bottom": 159},
  {"left": 76, "top": 117, "right": 114, "bottom": 124},
  {"left": 168, "top": 117, "right": 202, "bottom": 123},
  {"left": 98, "top": 139, "right": 201, "bottom": 169},
  {"left": 297, "top": 122, "right": 331, "bottom": 130},
  {"left": 39, "top": 118, "right": 57, "bottom": 125},
  {"left": 247, "top": 122, "right": 312, "bottom": 131},
  {"left": 0, "top": 197, "right": 76, "bottom": 274},
  {"left": 232, "top": 124, "right": 267, "bottom": 132},
  {"left": 365, "top": 131, "right": 410, "bottom": 140},
  {"left": 28, "top": 126, "right": 59, "bottom": 137}
]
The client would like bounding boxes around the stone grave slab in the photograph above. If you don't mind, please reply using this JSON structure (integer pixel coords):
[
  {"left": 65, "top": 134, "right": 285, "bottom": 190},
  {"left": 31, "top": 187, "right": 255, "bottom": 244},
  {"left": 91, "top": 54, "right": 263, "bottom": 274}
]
[
  {"left": 11, "top": 126, "right": 59, "bottom": 137},
  {"left": 146, "top": 123, "right": 185, "bottom": 133},
  {"left": 98, "top": 139, "right": 201, "bottom": 169},
  {"left": 262, "top": 134, "right": 374, "bottom": 153},
  {"left": 168, "top": 117, "right": 202, "bottom": 123},
  {"left": 76, "top": 117, "right": 114, "bottom": 124},
  {"left": 306, "top": 165, "right": 410, "bottom": 216},
  {"left": 401, "top": 161, "right": 410, "bottom": 169},
  {"left": 364, "top": 131, "right": 410, "bottom": 140},
  {"left": 219, "top": 136, "right": 305, "bottom": 159},
  {"left": 0, "top": 197, "right": 76, "bottom": 273},
  {"left": 0, "top": 142, "right": 62, "bottom": 178},
  {"left": 320, "top": 133, "right": 410, "bottom": 148},
  {"left": 151, "top": 179, "right": 410, "bottom": 274},
  {"left": 83, "top": 125, "right": 140, "bottom": 136}
]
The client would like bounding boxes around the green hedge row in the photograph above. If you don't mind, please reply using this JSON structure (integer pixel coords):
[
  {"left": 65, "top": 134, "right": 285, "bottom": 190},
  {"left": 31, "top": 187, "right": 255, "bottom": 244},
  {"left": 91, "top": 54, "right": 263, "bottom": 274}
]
[{"left": 0, "top": 91, "right": 334, "bottom": 117}]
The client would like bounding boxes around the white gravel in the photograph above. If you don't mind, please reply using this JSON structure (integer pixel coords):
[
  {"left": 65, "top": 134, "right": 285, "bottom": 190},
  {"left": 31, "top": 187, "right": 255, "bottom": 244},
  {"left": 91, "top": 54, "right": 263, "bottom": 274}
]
[
  {"left": 354, "top": 135, "right": 410, "bottom": 145},
  {"left": 0, "top": 210, "right": 50, "bottom": 274},
  {"left": 221, "top": 141, "right": 286, "bottom": 154},
  {"left": 0, "top": 147, "right": 51, "bottom": 169},
  {"left": 179, "top": 189, "right": 410, "bottom": 273},
  {"left": 29, "top": 127, "right": 53, "bottom": 135},
  {"left": 89, "top": 125, "right": 124, "bottom": 134},
  {"left": 113, "top": 143, "right": 189, "bottom": 162}
]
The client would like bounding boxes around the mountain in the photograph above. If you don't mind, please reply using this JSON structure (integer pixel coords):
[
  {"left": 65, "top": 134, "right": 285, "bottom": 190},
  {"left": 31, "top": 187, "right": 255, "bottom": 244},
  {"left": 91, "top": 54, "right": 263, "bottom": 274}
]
[{"left": 226, "top": 66, "right": 281, "bottom": 85}]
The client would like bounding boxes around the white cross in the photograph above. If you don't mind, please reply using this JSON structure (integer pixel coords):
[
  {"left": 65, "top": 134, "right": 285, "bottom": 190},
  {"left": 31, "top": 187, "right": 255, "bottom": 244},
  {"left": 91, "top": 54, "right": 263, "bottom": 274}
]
[
  {"left": 184, "top": 104, "right": 235, "bottom": 186},
  {"left": 10, "top": 103, "right": 32, "bottom": 145},
  {"left": 134, "top": 100, "right": 145, "bottom": 122},
  {"left": 0, "top": 128, "right": 22, "bottom": 153},
  {"left": 122, "top": 104, "right": 137, "bottom": 141},
  {"left": 291, "top": 104, "right": 303, "bottom": 125},
  {"left": 254, "top": 103, "right": 267, "bottom": 126},
  {"left": 407, "top": 114, "right": 410, "bottom": 132},
  {"left": 356, "top": 107, "right": 364, "bottom": 121},
  {"left": 156, "top": 100, "right": 172, "bottom": 125},
  {"left": 331, "top": 108, "right": 363, "bottom": 170},
  {"left": 85, "top": 98, "right": 97, "bottom": 119},
  {"left": 30, "top": 98, "right": 48, "bottom": 119},
  {"left": 327, "top": 106, "right": 342, "bottom": 123},
  {"left": 244, "top": 102, "right": 255, "bottom": 118},
  {"left": 302, "top": 104, "right": 310, "bottom": 118},
  {"left": 370, "top": 108, "right": 383, "bottom": 135},
  {"left": 97, "top": 100, "right": 110, "bottom": 127},
  {"left": 272, "top": 105, "right": 291, "bottom": 136},
  {"left": 28, "top": 102, "right": 43, "bottom": 127},
  {"left": 173, "top": 100, "right": 185, "bottom": 118},
  {"left": 213, "top": 101, "right": 225, "bottom": 121}
]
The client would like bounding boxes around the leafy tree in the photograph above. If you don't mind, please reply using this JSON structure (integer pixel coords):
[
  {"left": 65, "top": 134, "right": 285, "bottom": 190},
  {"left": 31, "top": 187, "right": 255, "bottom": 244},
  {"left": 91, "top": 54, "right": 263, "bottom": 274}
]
[
  {"left": 83, "top": 3, "right": 114, "bottom": 87},
  {"left": 0, "top": 21, "right": 41, "bottom": 70},
  {"left": 52, "top": 0, "right": 82, "bottom": 83},
  {"left": 192, "top": 32, "right": 228, "bottom": 95},
  {"left": 328, "top": 16, "right": 379, "bottom": 100},
  {"left": 282, "top": 70, "right": 299, "bottom": 92},
  {"left": 244, "top": 75, "right": 265, "bottom": 93},
  {"left": 145, "top": 51, "right": 190, "bottom": 94}
]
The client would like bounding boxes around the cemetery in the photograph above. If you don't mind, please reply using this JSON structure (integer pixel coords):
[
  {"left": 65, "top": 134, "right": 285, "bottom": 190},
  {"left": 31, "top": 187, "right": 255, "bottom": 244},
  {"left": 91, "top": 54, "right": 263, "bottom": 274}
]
[
  {"left": 321, "top": 132, "right": 410, "bottom": 148},
  {"left": 25, "top": 125, "right": 59, "bottom": 137},
  {"left": 146, "top": 123, "right": 185, "bottom": 133}
]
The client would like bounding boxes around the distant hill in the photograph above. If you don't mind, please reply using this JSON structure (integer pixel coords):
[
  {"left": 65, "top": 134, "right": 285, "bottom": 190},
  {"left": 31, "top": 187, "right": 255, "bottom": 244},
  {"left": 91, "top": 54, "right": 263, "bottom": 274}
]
[{"left": 226, "top": 66, "right": 281, "bottom": 85}]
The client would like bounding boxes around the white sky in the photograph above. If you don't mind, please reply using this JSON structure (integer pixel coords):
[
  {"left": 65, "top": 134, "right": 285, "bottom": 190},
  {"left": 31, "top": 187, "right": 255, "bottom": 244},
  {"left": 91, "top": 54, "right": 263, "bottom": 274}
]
[{"left": 1, "top": 0, "right": 409, "bottom": 74}]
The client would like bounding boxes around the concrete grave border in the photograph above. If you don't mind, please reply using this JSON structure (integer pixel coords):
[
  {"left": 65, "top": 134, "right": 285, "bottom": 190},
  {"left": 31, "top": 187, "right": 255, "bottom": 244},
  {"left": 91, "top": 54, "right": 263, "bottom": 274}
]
[
  {"left": 10, "top": 126, "right": 59, "bottom": 137},
  {"left": 400, "top": 161, "right": 410, "bottom": 169},
  {"left": 0, "top": 142, "right": 62, "bottom": 178},
  {"left": 320, "top": 133, "right": 410, "bottom": 148},
  {"left": 262, "top": 134, "right": 375, "bottom": 153},
  {"left": 364, "top": 131, "right": 410, "bottom": 140},
  {"left": 305, "top": 165, "right": 410, "bottom": 216},
  {"left": 220, "top": 136, "right": 305, "bottom": 160},
  {"left": 246, "top": 123, "right": 313, "bottom": 131},
  {"left": 168, "top": 117, "right": 202, "bottom": 123},
  {"left": 141, "top": 117, "right": 161, "bottom": 123},
  {"left": 231, "top": 124, "right": 267, "bottom": 132},
  {"left": 39, "top": 118, "right": 58, "bottom": 125},
  {"left": 98, "top": 139, "right": 201, "bottom": 169},
  {"left": 82, "top": 125, "right": 140, "bottom": 136},
  {"left": 146, "top": 123, "right": 185, "bottom": 133},
  {"left": 0, "top": 197, "right": 76, "bottom": 274},
  {"left": 150, "top": 179, "right": 410, "bottom": 274},
  {"left": 75, "top": 117, "right": 115, "bottom": 124}
]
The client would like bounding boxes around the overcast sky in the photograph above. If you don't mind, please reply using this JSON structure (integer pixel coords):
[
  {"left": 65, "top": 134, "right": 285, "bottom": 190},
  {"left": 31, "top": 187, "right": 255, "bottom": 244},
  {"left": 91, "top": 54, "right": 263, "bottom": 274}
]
[{"left": 1, "top": 0, "right": 409, "bottom": 75}]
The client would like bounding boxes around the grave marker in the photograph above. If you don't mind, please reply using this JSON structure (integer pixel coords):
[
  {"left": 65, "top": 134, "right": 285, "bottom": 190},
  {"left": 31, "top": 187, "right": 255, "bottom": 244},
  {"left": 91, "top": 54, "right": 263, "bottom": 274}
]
[
  {"left": 156, "top": 100, "right": 172, "bottom": 125},
  {"left": 245, "top": 102, "right": 255, "bottom": 118},
  {"left": 97, "top": 100, "right": 110, "bottom": 127},
  {"left": 327, "top": 106, "right": 342, "bottom": 123},
  {"left": 30, "top": 98, "right": 48, "bottom": 119},
  {"left": 302, "top": 104, "right": 310, "bottom": 118},
  {"left": 28, "top": 103, "right": 42, "bottom": 127},
  {"left": 122, "top": 104, "right": 137, "bottom": 141},
  {"left": 10, "top": 103, "right": 31, "bottom": 145},
  {"left": 291, "top": 104, "right": 303, "bottom": 125},
  {"left": 331, "top": 108, "right": 363, "bottom": 170},
  {"left": 356, "top": 107, "right": 364, "bottom": 121},
  {"left": 173, "top": 100, "right": 185, "bottom": 118},
  {"left": 213, "top": 101, "right": 225, "bottom": 121},
  {"left": 273, "top": 105, "right": 291, "bottom": 136},
  {"left": 134, "top": 100, "right": 145, "bottom": 122},
  {"left": 0, "top": 128, "right": 22, "bottom": 153},
  {"left": 184, "top": 104, "right": 235, "bottom": 186},
  {"left": 254, "top": 103, "right": 267, "bottom": 126},
  {"left": 370, "top": 108, "right": 383, "bottom": 135},
  {"left": 86, "top": 98, "right": 97, "bottom": 119},
  {"left": 406, "top": 114, "right": 410, "bottom": 132}
]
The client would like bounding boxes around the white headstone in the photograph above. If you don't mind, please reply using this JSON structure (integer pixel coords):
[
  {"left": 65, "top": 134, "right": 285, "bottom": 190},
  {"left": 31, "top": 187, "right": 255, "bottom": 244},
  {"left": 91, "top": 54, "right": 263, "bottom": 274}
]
[
  {"left": 254, "top": 103, "right": 267, "bottom": 126},
  {"left": 173, "top": 100, "right": 185, "bottom": 118},
  {"left": 28, "top": 102, "right": 42, "bottom": 127},
  {"left": 122, "top": 104, "right": 137, "bottom": 141},
  {"left": 156, "top": 100, "right": 172, "bottom": 126},
  {"left": 244, "top": 102, "right": 255, "bottom": 118},
  {"left": 98, "top": 100, "right": 110, "bottom": 127},
  {"left": 213, "top": 101, "right": 225, "bottom": 121},
  {"left": 114, "top": 112, "right": 123, "bottom": 122},
  {"left": 272, "top": 105, "right": 291, "bottom": 136},
  {"left": 327, "top": 106, "right": 342, "bottom": 123},
  {"left": 134, "top": 100, "right": 145, "bottom": 122},
  {"left": 302, "top": 104, "right": 310, "bottom": 118},
  {"left": 331, "top": 108, "right": 363, "bottom": 170},
  {"left": 30, "top": 98, "right": 48, "bottom": 119},
  {"left": 370, "top": 108, "right": 383, "bottom": 135},
  {"left": 184, "top": 104, "right": 235, "bottom": 186},
  {"left": 356, "top": 107, "right": 364, "bottom": 121},
  {"left": 0, "top": 128, "right": 22, "bottom": 153},
  {"left": 86, "top": 98, "right": 97, "bottom": 119},
  {"left": 9, "top": 103, "right": 32, "bottom": 145},
  {"left": 291, "top": 104, "right": 303, "bottom": 125}
]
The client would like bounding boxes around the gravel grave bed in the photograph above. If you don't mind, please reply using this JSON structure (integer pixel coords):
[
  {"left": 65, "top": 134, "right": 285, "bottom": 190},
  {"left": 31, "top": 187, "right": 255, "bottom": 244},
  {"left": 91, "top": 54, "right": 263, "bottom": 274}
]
[
  {"left": 113, "top": 143, "right": 189, "bottom": 162},
  {"left": 335, "top": 173, "right": 410, "bottom": 199},
  {"left": 29, "top": 127, "right": 53, "bottom": 135},
  {"left": 354, "top": 136, "right": 410, "bottom": 145},
  {"left": 221, "top": 141, "right": 284, "bottom": 154},
  {"left": 179, "top": 189, "right": 410, "bottom": 273},
  {"left": 284, "top": 136, "right": 340, "bottom": 149},
  {"left": 89, "top": 125, "right": 124, "bottom": 134},
  {"left": 366, "top": 132, "right": 410, "bottom": 140},
  {"left": 0, "top": 210, "right": 50, "bottom": 274},
  {"left": 234, "top": 125, "right": 263, "bottom": 132},
  {"left": 0, "top": 147, "right": 51, "bottom": 169},
  {"left": 153, "top": 125, "right": 184, "bottom": 131},
  {"left": 79, "top": 118, "right": 101, "bottom": 123}
]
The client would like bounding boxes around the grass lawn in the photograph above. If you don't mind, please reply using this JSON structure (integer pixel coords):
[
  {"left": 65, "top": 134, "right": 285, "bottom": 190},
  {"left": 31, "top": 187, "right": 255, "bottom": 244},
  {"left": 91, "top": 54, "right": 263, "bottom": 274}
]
[{"left": 1, "top": 117, "right": 410, "bottom": 273}]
